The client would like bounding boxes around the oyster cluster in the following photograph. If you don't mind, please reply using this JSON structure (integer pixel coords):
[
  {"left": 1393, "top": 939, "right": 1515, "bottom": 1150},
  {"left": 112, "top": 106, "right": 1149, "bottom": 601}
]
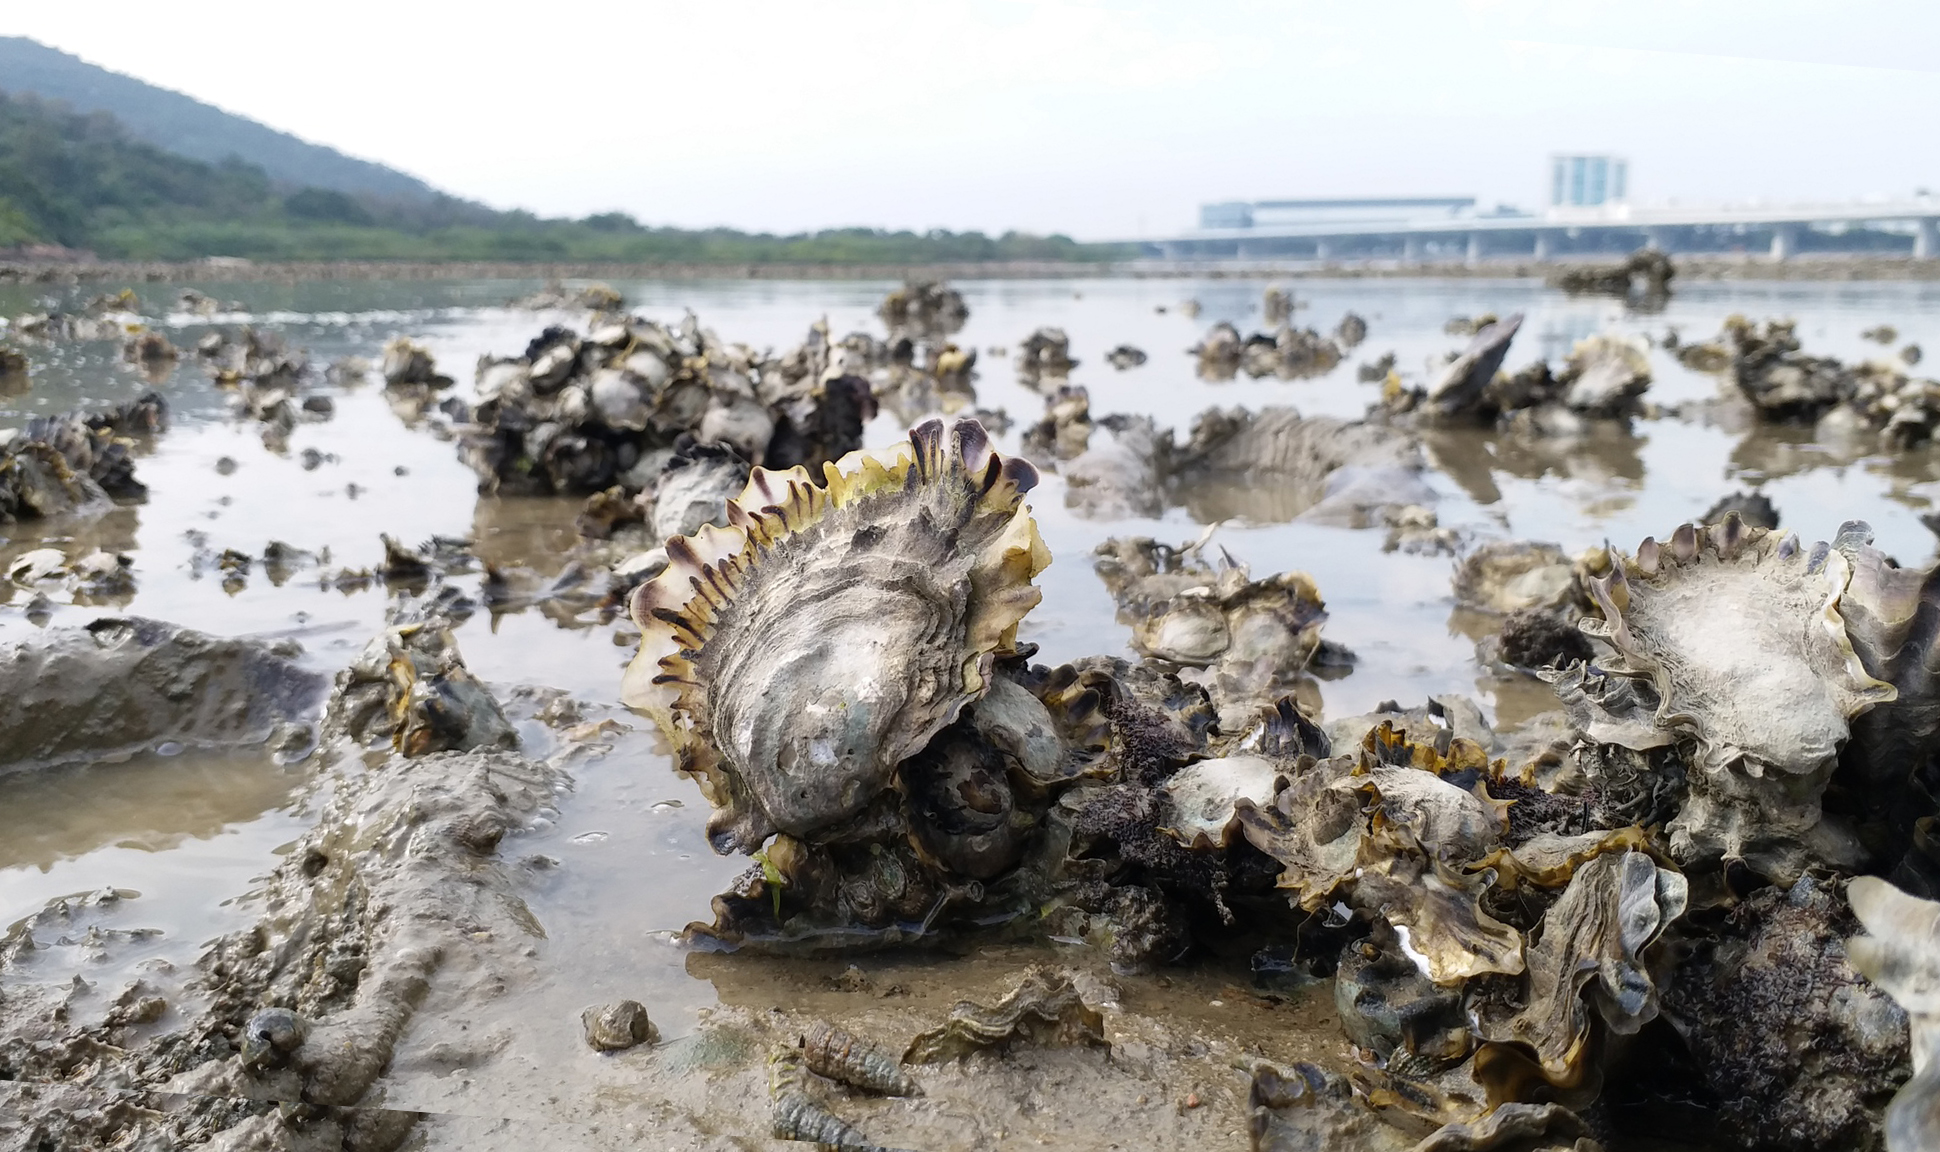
[
  {"left": 1549, "top": 248, "right": 1676, "bottom": 303},
  {"left": 1677, "top": 314, "right": 1940, "bottom": 447},
  {"left": 1016, "top": 326, "right": 1078, "bottom": 392},
  {"left": 876, "top": 279, "right": 968, "bottom": 337},
  {"left": 6, "top": 291, "right": 142, "bottom": 343},
  {"left": 1380, "top": 314, "right": 1654, "bottom": 427},
  {"left": 1092, "top": 534, "right": 1347, "bottom": 731},
  {"left": 0, "top": 390, "right": 166, "bottom": 522},
  {"left": 506, "top": 279, "right": 626, "bottom": 313},
  {"left": 459, "top": 311, "right": 875, "bottom": 497},
  {"left": 811, "top": 309, "right": 977, "bottom": 428},
  {"left": 197, "top": 326, "right": 335, "bottom": 442},
  {"left": 622, "top": 490, "right": 1937, "bottom": 1147},
  {"left": 1190, "top": 309, "right": 1364, "bottom": 382}
]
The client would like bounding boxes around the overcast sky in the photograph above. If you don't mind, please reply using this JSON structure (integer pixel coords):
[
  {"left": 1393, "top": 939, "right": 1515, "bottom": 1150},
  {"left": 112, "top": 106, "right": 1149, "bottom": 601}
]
[{"left": 5, "top": 0, "right": 1937, "bottom": 238}]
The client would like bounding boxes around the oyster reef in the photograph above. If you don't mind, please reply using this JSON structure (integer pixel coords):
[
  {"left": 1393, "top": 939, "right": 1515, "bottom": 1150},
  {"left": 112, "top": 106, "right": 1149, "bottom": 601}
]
[{"left": 4, "top": 272, "right": 1940, "bottom": 1151}]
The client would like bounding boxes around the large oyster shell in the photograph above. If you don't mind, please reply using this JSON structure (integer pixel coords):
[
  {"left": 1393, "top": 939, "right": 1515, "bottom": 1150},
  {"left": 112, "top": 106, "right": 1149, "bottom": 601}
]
[
  {"left": 624, "top": 418, "right": 1046, "bottom": 853},
  {"left": 1574, "top": 515, "right": 1895, "bottom": 878}
]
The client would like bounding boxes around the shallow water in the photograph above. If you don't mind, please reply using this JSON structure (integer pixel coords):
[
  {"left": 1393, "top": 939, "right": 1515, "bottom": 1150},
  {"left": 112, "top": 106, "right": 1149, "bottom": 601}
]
[{"left": 2, "top": 273, "right": 1938, "bottom": 1138}]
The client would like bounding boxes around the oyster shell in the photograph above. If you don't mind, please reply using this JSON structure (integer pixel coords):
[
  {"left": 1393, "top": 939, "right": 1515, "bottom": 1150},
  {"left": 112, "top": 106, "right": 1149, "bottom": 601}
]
[
  {"left": 1848, "top": 877, "right": 1940, "bottom": 1152},
  {"left": 1476, "top": 851, "right": 1685, "bottom": 1087},
  {"left": 902, "top": 967, "right": 1105, "bottom": 1064},
  {"left": 1093, "top": 535, "right": 1342, "bottom": 731},
  {"left": 624, "top": 418, "right": 1046, "bottom": 853},
  {"left": 1575, "top": 515, "right": 1895, "bottom": 879},
  {"left": 1452, "top": 541, "right": 1578, "bottom": 616},
  {"left": 1663, "top": 874, "right": 1910, "bottom": 1151}
]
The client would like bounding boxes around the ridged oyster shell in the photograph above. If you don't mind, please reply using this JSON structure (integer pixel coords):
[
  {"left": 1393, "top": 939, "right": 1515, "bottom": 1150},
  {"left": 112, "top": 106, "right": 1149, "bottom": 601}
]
[
  {"left": 1572, "top": 514, "right": 1895, "bottom": 878},
  {"left": 624, "top": 418, "right": 1047, "bottom": 853}
]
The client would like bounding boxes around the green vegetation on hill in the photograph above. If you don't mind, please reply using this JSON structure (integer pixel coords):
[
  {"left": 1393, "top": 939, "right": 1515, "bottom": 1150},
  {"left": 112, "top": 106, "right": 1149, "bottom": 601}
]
[
  {"left": 0, "top": 36, "right": 438, "bottom": 203},
  {"left": 0, "top": 91, "right": 1122, "bottom": 265}
]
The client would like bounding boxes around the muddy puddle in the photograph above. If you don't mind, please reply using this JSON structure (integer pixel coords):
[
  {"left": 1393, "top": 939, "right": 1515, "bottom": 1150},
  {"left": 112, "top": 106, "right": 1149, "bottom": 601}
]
[{"left": 3, "top": 273, "right": 1939, "bottom": 1149}]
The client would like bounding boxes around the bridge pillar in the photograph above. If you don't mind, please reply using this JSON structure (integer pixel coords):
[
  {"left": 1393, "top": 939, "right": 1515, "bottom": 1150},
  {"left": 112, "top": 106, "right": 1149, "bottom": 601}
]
[
  {"left": 1770, "top": 224, "right": 1800, "bottom": 262},
  {"left": 1403, "top": 235, "right": 1424, "bottom": 264},
  {"left": 1916, "top": 218, "right": 1939, "bottom": 260},
  {"left": 1532, "top": 232, "right": 1552, "bottom": 262},
  {"left": 1466, "top": 232, "right": 1483, "bottom": 265}
]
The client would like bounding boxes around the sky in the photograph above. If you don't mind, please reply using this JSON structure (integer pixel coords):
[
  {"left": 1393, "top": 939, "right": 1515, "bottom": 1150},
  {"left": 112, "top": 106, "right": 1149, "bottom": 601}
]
[{"left": 4, "top": 0, "right": 1938, "bottom": 239}]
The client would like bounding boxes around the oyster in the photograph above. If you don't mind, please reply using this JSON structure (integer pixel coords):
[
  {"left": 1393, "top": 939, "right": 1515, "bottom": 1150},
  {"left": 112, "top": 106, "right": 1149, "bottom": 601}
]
[
  {"left": 1093, "top": 535, "right": 1343, "bottom": 731},
  {"left": 1848, "top": 877, "right": 1940, "bottom": 1152},
  {"left": 1452, "top": 541, "right": 1578, "bottom": 616},
  {"left": 902, "top": 967, "right": 1106, "bottom": 1064},
  {"left": 1554, "top": 334, "right": 1651, "bottom": 417},
  {"left": 1476, "top": 851, "right": 1686, "bottom": 1088},
  {"left": 1248, "top": 1061, "right": 1410, "bottom": 1152},
  {"left": 324, "top": 621, "right": 516, "bottom": 756},
  {"left": 1335, "top": 923, "right": 1472, "bottom": 1072},
  {"left": 1662, "top": 874, "right": 1910, "bottom": 1151},
  {"left": 1173, "top": 406, "right": 1431, "bottom": 526},
  {"left": 624, "top": 418, "right": 1046, "bottom": 853},
  {"left": 1424, "top": 314, "right": 1523, "bottom": 419},
  {"left": 581, "top": 1000, "right": 657, "bottom": 1051},
  {"left": 1573, "top": 516, "right": 1896, "bottom": 879}
]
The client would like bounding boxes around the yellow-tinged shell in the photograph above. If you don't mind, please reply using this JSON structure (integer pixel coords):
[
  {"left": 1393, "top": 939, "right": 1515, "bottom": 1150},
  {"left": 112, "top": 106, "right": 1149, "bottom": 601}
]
[
  {"left": 623, "top": 418, "right": 1048, "bottom": 854},
  {"left": 1477, "top": 851, "right": 1686, "bottom": 1087}
]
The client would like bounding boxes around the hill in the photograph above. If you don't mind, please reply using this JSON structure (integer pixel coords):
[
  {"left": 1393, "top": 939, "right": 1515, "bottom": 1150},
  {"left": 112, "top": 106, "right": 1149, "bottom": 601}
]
[
  {"left": 0, "top": 36, "right": 438, "bottom": 204},
  {"left": 0, "top": 92, "right": 1116, "bottom": 264}
]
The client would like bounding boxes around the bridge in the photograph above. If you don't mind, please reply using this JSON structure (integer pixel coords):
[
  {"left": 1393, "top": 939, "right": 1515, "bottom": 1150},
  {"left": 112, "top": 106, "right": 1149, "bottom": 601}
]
[{"left": 1134, "top": 197, "right": 1940, "bottom": 264}]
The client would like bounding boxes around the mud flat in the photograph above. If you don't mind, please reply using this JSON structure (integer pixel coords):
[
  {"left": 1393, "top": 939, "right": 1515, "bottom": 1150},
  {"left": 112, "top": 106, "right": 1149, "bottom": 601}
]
[{"left": 5, "top": 273, "right": 1940, "bottom": 1149}]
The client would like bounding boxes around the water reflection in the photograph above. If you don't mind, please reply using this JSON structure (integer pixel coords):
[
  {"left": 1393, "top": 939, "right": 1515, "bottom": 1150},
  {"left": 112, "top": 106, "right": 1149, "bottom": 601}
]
[{"left": 0, "top": 749, "right": 300, "bottom": 873}]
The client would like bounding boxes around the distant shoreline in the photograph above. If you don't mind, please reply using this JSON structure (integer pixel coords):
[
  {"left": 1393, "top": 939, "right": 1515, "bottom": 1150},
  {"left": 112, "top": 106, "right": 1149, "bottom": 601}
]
[{"left": 3, "top": 253, "right": 1938, "bottom": 285}]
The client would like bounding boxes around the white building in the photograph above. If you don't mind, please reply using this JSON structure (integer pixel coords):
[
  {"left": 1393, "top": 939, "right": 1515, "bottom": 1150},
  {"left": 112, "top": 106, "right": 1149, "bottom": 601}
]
[{"left": 1549, "top": 155, "right": 1628, "bottom": 213}]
